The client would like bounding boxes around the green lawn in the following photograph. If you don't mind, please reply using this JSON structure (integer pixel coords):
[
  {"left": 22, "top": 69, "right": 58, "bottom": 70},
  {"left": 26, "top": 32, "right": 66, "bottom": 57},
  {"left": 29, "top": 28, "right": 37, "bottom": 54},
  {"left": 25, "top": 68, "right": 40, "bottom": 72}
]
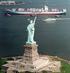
[
  {"left": 60, "top": 61, "right": 70, "bottom": 73},
  {"left": 0, "top": 58, "right": 7, "bottom": 73}
]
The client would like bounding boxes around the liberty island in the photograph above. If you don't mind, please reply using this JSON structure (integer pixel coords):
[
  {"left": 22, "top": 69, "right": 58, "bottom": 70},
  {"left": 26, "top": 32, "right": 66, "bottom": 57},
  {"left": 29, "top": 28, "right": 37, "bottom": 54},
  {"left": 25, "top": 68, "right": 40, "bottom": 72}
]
[{"left": 2, "top": 17, "right": 61, "bottom": 73}]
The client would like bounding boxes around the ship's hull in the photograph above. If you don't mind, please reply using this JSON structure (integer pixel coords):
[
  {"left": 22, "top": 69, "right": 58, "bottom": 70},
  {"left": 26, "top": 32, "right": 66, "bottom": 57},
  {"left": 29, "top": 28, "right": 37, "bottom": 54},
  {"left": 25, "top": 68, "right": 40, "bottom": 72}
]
[{"left": 5, "top": 9, "right": 66, "bottom": 16}]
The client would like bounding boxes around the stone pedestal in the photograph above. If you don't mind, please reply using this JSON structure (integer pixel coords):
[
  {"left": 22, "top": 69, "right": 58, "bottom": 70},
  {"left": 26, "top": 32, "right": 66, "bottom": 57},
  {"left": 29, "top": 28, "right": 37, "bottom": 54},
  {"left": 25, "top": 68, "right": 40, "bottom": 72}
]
[{"left": 23, "top": 43, "right": 39, "bottom": 64}]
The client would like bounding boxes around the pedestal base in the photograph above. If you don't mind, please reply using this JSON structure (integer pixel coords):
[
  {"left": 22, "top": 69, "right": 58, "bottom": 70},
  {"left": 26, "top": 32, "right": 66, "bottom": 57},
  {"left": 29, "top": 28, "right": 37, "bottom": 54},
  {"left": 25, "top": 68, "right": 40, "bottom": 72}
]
[
  {"left": 2, "top": 43, "right": 61, "bottom": 73},
  {"left": 2, "top": 55, "right": 61, "bottom": 73}
]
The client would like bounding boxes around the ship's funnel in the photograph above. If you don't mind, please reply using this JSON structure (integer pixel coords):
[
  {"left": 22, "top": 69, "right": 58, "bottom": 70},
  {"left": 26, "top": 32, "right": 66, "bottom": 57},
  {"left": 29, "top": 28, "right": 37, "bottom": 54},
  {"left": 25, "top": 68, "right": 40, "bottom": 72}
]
[
  {"left": 62, "top": 9, "right": 67, "bottom": 15},
  {"left": 44, "top": 5, "right": 48, "bottom": 11},
  {"left": 63, "top": 9, "right": 67, "bottom": 13}
]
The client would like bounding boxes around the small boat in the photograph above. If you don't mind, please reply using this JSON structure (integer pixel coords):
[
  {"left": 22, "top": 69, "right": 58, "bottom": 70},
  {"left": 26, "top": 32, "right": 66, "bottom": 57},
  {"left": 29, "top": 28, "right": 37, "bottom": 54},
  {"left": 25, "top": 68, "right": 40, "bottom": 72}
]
[
  {"left": 4, "top": 5, "right": 67, "bottom": 16},
  {"left": 0, "top": 1, "right": 26, "bottom": 5},
  {"left": 44, "top": 18, "right": 56, "bottom": 21}
]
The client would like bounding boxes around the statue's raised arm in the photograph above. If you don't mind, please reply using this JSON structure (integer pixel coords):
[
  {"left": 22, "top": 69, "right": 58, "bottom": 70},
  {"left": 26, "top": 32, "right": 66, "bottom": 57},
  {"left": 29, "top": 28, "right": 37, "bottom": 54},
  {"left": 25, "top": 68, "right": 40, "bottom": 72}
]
[{"left": 33, "top": 16, "right": 37, "bottom": 25}]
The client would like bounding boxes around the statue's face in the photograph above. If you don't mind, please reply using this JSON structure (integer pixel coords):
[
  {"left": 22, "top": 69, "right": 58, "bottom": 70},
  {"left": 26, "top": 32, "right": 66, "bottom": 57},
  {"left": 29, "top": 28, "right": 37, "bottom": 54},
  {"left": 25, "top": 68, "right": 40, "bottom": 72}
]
[{"left": 30, "top": 20, "right": 33, "bottom": 24}]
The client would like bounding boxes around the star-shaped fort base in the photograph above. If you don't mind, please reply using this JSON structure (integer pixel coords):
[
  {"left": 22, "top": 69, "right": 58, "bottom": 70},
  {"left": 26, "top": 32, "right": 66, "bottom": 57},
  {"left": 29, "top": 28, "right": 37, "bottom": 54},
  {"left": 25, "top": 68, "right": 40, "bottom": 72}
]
[{"left": 2, "top": 43, "right": 61, "bottom": 73}]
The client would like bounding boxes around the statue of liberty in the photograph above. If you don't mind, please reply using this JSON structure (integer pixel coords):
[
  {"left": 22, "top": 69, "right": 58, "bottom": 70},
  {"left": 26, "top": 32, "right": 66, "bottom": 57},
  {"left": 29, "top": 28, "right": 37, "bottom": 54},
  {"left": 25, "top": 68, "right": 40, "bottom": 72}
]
[{"left": 26, "top": 16, "right": 37, "bottom": 44}]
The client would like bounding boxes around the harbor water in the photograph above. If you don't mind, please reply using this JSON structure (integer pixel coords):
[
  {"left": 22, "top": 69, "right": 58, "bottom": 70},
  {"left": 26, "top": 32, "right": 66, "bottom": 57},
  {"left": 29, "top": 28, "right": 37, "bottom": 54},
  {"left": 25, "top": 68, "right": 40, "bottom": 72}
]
[{"left": 0, "top": 0, "right": 70, "bottom": 60}]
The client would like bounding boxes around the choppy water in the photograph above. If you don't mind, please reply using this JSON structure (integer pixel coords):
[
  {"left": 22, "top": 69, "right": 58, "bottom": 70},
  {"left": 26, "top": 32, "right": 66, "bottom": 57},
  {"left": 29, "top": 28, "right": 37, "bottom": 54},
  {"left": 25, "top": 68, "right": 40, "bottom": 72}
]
[{"left": 0, "top": 0, "right": 70, "bottom": 60}]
